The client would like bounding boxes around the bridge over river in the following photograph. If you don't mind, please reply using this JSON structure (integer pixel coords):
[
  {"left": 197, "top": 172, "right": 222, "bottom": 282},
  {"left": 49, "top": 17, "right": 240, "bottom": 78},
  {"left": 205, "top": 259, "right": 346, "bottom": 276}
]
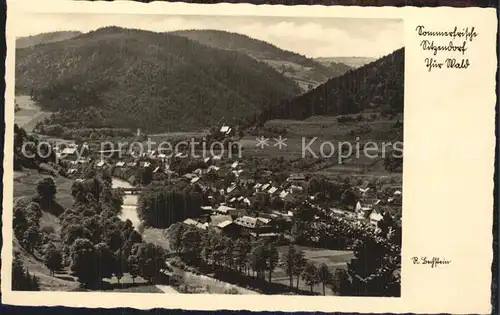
[{"left": 114, "top": 186, "right": 154, "bottom": 195}]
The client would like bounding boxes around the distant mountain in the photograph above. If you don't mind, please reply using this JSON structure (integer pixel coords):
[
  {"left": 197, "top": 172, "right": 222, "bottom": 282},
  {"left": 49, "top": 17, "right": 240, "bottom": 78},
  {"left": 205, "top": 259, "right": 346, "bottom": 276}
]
[
  {"left": 16, "top": 31, "right": 83, "bottom": 49},
  {"left": 315, "top": 57, "right": 377, "bottom": 69},
  {"left": 257, "top": 48, "right": 404, "bottom": 122},
  {"left": 173, "top": 30, "right": 352, "bottom": 92},
  {"left": 15, "top": 27, "right": 301, "bottom": 133}
]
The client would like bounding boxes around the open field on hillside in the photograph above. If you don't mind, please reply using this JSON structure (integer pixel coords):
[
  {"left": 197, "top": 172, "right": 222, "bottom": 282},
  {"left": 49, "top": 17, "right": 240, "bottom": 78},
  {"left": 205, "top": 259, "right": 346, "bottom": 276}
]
[
  {"left": 265, "top": 116, "right": 401, "bottom": 140},
  {"left": 14, "top": 169, "right": 74, "bottom": 210},
  {"left": 15, "top": 95, "right": 52, "bottom": 132},
  {"left": 148, "top": 132, "right": 207, "bottom": 143},
  {"left": 272, "top": 246, "right": 354, "bottom": 295}
]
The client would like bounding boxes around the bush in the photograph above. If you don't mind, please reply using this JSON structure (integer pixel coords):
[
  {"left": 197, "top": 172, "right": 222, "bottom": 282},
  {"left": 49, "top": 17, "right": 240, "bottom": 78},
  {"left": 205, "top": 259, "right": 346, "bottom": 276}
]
[
  {"left": 40, "top": 225, "right": 56, "bottom": 235},
  {"left": 224, "top": 287, "right": 240, "bottom": 295},
  {"left": 168, "top": 274, "right": 184, "bottom": 287}
]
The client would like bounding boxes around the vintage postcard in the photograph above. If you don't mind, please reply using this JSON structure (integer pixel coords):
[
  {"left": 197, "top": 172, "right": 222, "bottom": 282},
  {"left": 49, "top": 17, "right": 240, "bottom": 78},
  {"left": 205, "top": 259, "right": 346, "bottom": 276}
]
[{"left": 1, "top": 0, "right": 496, "bottom": 313}]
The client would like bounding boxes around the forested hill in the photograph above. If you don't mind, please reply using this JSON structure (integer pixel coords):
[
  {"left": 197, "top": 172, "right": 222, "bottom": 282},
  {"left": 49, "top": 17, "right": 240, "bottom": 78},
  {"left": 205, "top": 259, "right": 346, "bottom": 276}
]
[
  {"left": 172, "top": 30, "right": 352, "bottom": 92},
  {"left": 15, "top": 27, "right": 302, "bottom": 132},
  {"left": 16, "top": 31, "right": 83, "bottom": 49},
  {"left": 255, "top": 47, "right": 404, "bottom": 123}
]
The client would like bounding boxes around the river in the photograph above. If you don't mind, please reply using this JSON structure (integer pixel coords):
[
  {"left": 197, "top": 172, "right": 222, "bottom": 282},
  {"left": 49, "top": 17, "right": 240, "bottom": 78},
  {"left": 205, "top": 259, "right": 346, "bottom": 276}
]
[
  {"left": 111, "top": 177, "right": 260, "bottom": 294},
  {"left": 111, "top": 177, "right": 141, "bottom": 230}
]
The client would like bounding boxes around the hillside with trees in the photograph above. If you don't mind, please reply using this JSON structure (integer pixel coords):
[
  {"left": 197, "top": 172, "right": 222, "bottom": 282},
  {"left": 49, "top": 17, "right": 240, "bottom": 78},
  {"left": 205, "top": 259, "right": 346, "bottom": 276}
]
[
  {"left": 15, "top": 27, "right": 301, "bottom": 133},
  {"left": 16, "top": 31, "right": 83, "bottom": 49},
  {"left": 254, "top": 47, "right": 404, "bottom": 124},
  {"left": 173, "top": 30, "right": 352, "bottom": 91}
]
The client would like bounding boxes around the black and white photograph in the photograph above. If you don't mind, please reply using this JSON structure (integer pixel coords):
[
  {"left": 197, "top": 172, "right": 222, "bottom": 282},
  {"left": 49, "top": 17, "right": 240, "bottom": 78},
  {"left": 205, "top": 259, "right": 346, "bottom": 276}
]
[{"left": 9, "top": 11, "right": 405, "bottom": 297}]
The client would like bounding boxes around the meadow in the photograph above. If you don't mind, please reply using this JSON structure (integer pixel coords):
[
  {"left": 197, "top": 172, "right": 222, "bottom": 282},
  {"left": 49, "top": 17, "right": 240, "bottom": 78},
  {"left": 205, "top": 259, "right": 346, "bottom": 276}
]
[{"left": 272, "top": 245, "right": 354, "bottom": 295}]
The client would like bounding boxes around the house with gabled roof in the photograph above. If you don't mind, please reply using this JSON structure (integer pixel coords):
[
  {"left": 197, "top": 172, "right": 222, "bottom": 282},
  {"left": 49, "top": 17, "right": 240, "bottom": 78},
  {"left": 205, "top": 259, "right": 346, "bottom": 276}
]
[
  {"left": 268, "top": 186, "right": 278, "bottom": 195},
  {"left": 235, "top": 215, "right": 273, "bottom": 235},
  {"left": 214, "top": 219, "right": 241, "bottom": 237},
  {"left": 287, "top": 173, "right": 306, "bottom": 183},
  {"left": 96, "top": 160, "right": 108, "bottom": 168},
  {"left": 215, "top": 205, "right": 245, "bottom": 217},
  {"left": 219, "top": 125, "right": 234, "bottom": 136}
]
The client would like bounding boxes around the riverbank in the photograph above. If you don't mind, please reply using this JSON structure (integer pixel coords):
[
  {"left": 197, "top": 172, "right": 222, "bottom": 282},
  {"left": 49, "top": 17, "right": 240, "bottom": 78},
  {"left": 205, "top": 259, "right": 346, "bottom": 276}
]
[{"left": 111, "top": 177, "right": 141, "bottom": 230}]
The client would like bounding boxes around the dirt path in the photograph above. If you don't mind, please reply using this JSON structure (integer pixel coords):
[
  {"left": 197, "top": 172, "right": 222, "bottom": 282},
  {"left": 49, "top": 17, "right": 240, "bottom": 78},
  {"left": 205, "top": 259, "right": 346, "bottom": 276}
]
[{"left": 155, "top": 285, "right": 180, "bottom": 294}]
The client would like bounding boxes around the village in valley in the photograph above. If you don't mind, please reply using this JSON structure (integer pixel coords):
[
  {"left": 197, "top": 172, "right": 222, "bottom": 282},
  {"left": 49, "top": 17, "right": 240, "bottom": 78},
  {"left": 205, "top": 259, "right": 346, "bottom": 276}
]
[
  {"left": 13, "top": 119, "right": 402, "bottom": 296},
  {"left": 12, "top": 17, "right": 403, "bottom": 297}
]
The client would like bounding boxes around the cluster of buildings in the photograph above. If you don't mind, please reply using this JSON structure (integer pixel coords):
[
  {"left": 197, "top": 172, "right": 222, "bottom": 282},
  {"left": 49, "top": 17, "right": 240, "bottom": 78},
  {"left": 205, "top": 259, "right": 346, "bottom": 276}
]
[{"left": 53, "top": 130, "right": 402, "bottom": 242}]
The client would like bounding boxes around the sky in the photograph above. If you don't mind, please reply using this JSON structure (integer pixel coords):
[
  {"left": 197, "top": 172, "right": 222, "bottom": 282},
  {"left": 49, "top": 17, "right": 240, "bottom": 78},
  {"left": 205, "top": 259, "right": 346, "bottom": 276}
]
[{"left": 15, "top": 13, "right": 403, "bottom": 58}]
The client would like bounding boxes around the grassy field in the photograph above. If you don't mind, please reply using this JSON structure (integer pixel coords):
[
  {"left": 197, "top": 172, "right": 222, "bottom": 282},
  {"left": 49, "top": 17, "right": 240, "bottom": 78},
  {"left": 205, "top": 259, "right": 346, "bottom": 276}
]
[
  {"left": 142, "top": 227, "right": 171, "bottom": 251},
  {"left": 265, "top": 115, "right": 401, "bottom": 140},
  {"left": 15, "top": 95, "right": 52, "bottom": 132},
  {"left": 14, "top": 169, "right": 75, "bottom": 210},
  {"left": 272, "top": 245, "right": 354, "bottom": 295}
]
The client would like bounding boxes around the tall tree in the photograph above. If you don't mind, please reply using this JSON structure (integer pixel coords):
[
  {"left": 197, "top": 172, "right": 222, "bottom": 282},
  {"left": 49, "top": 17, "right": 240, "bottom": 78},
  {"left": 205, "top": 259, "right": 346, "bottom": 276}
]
[
  {"left": 266, "top": 243, "right": 279, "bottom": 283},
  {"left": 127, "top": 254, "right": 140, "bottom": 284},
  {"left": 279, "top": 244, "right": 298, "bottom": 287},
  {"left": 70, "top": 238, "right": 99, "bottom": 288},
  {"left": 318, "top": 263, "right": 332, "bottom": 295},
  {"left": 180, "top": 226, "right": 203, "bottom": 264},
  {"left": 293, "top": 248, "right": 307, "bottom": 289},
  {"left": 36, "top": 177, "right": 57, "bottom": 201},
  {"left": 234, "top": 238, "right": 251, "bottom": 273},
  {"left": 12, "top": 252, "right": 41, "bottom": 291},
  {"left": 301, "top": 261, "right": 320, "bottom": 292},
  {"left": 94, "top": 243, "right": 116, "bottom": 283},
  {"left": 43, "top": 242, "right": 63, "bottom": 276},
  {"left": 129, "top": 242, "right": 166, "bottom": 283}
]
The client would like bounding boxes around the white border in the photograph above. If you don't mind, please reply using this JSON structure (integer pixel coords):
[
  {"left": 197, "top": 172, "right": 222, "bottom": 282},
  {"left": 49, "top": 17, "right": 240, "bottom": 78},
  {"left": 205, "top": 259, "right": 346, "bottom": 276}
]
[{"left": 2, "top": 1, "right": 497, "bottom": 314}]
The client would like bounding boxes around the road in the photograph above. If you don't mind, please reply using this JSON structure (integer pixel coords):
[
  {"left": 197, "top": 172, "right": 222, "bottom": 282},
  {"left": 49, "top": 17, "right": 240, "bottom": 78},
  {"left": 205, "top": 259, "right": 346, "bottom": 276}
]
[{"left": 155, "top": 285, "right": 180, "bottom": 294}]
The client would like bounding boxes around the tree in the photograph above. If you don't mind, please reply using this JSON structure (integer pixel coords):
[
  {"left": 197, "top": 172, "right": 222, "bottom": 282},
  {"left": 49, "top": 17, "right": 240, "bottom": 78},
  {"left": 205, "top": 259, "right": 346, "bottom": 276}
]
[
  {"left": 266, "top": 243, "right": 279, "bottom": 282},
  {"left": 292, "top": 248, "right": 307, "bottom": 289},
  {"left": 279, "top": 244, "right": 298, "bottom": 287},
  {"left": 36, "top": 177, "right": 57, "bottom": 201},
  {"left": 70, "top": 238, "right": 99, "bottom": 288},
  {"left": 307, "top": 177, "right": 322, "bottom": 195},
  {"left": 301, "top": 261, "right": 320, "bottom": 292},
  {"left": 94, "top": 243, "right": 116, "bottom": 282},
  {"left": 250, "top": 244, "right": 267, "bottom": 279},
  {"left": 318, "top": 263, "right": 332, "bottom": 295},
  {"left": 127, "top": 255, "right": 140, "bottom": 283},
  {"left": 13, "top": 206, "right": 28, "bottom": 240},
  {"left": 12, "top": 252, "right": 40, "bottom": 291},
  {"left": 113, "top": 249, "right": 126, "bottom": 284},
  {"left": 346, "top": 233, "right": 401, "bottom": 296},
  {"left": 329, "top": 268, "right": 351, "bottom": 296},
  {"left": 43, "top": 242, "right": 63, "bottom": 276},
  {"left": 180, "top": 226, "right": 203, "bottom": 264},
  {"left": 22, "top": 226, "right": 41, "bottom": 253},
  {"left": 234, "top": 238, "right": 251, "bottom": 273},
  {"left": 221, "top": 237, "right": 234, "bottom": 271},
  {"left": 129, "top": 242, "right": 166, "bottom": 283},
  {"left": 167, "top": 222, "right": 187, "bottom": 254}
]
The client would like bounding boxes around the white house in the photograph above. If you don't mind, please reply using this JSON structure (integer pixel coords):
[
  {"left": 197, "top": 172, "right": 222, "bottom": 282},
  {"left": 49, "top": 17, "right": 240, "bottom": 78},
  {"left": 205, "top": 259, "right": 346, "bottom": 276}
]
[
  {"left": 369, "top": 211, "right": 384, "bottom": 228},
  {"left": 268, "top": 186, "right": 278, "bottom": 194},
  {"left": 220, "top": 125, "right": 232, "bottom": 135}
]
